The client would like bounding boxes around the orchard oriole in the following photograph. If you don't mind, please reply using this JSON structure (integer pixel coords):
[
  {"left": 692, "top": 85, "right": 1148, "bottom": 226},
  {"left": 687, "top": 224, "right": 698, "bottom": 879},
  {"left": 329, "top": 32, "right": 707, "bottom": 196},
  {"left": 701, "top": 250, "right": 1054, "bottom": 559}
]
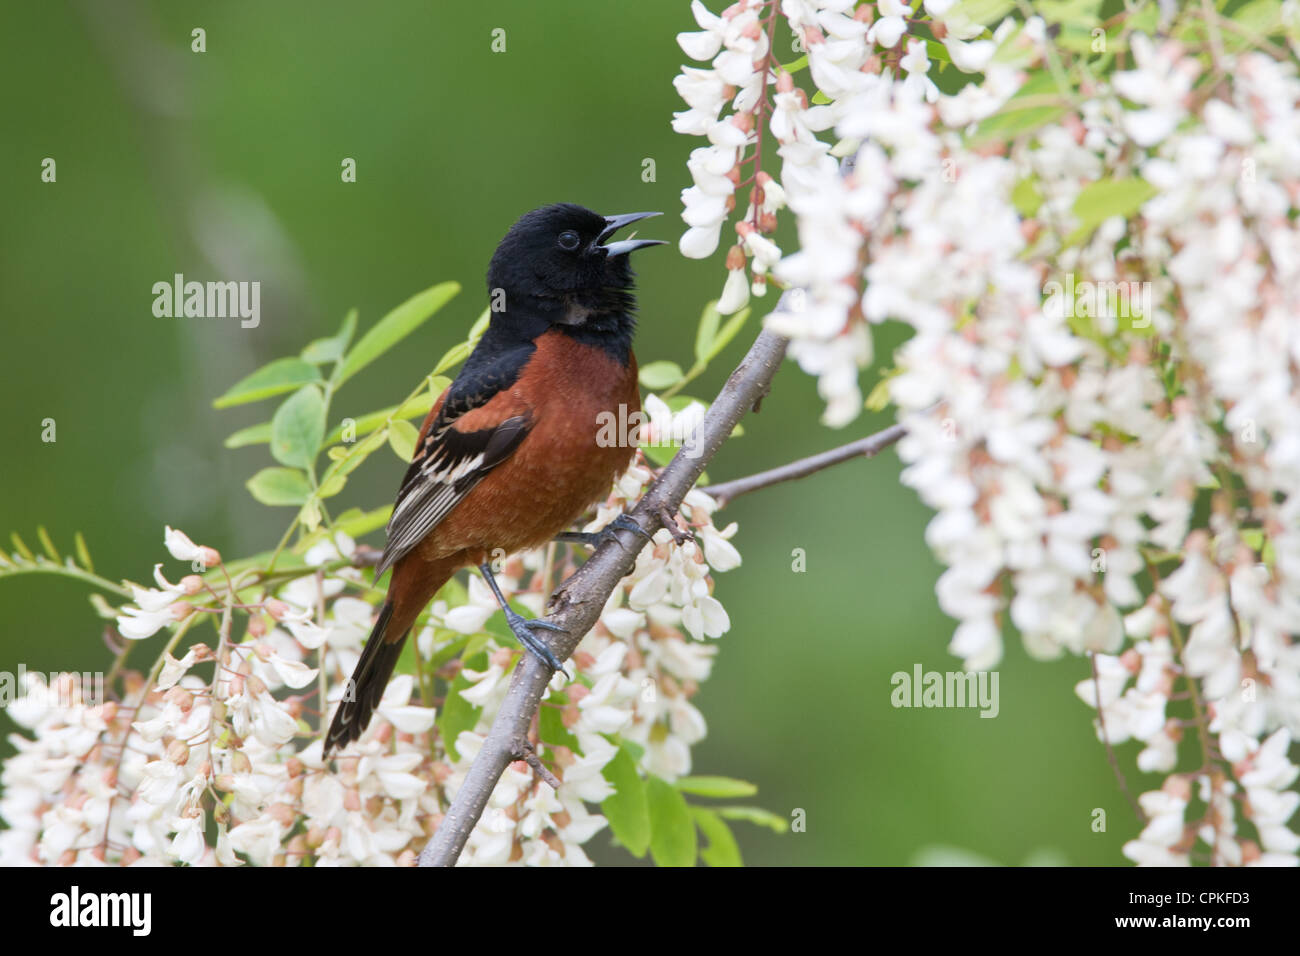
[{"left": 323, "top": 203, "right": 664, "bottom": 755}]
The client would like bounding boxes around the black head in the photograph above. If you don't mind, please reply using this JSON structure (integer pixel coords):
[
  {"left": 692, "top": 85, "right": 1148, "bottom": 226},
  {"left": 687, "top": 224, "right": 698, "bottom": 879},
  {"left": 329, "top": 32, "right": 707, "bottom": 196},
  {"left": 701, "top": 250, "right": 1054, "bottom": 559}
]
[{"left": 486, "top": 204, "right": 665, "bottom": 340}]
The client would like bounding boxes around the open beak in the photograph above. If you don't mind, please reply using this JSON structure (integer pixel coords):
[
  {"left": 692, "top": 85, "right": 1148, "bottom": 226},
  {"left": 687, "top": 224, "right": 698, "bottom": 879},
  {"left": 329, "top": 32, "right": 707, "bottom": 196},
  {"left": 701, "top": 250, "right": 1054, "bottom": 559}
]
[{"left": 599, "top": 211, "right": 667, "bottom": 257}]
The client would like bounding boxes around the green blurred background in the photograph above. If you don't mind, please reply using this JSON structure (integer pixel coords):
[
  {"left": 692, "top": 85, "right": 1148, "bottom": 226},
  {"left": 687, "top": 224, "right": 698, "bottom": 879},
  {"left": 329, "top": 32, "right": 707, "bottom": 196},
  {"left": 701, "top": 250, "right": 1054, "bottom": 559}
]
[{"left": 1, "top": 0, "right": 1142, "bottom": 865}]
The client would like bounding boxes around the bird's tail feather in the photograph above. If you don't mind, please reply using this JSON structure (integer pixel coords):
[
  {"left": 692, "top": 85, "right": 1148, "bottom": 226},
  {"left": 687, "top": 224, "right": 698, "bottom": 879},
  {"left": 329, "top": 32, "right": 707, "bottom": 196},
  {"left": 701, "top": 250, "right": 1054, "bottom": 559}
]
[{"left": 323, "top": 601, "right": 408, "bottom": 756}]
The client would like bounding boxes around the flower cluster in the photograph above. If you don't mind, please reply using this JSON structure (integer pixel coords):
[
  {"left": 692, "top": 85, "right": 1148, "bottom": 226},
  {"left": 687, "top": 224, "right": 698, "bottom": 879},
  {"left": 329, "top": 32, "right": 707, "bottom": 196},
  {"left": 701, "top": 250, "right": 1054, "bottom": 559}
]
[
  {"left": 675, "top": 0, "right": 1300, "bottom": 863},
  {"left": 437, "top": 457, "right": 738, "bottom": 864},
  {"left": 0, "top": 461, "right": 740, "bottom": 866}
]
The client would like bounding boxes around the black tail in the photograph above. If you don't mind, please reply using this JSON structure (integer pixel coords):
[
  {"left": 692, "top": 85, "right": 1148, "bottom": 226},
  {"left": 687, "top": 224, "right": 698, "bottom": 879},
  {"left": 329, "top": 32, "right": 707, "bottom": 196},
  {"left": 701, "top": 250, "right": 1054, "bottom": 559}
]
[{"left": 322, "top": 602, "right": 408, "bottom": 756}]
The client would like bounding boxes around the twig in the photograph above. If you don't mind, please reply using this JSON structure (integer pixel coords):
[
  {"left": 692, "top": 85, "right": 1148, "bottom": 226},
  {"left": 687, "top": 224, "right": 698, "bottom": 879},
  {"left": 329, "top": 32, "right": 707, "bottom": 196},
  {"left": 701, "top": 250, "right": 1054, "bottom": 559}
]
[
  {"left": 519, "top": 741, "right": 561, "bottom": 791},
  {"left": 417, "top": 321, "right": 792, "bottom": 867},
  {"left": 1090, "top": 651, "right": 1146, "bottom": 825},
  {"left": 1199, "top": 0, "right": 1226, "bottom": 75},
  {"left": 699, "top": 423, "right": 907, "bottom": 508}
]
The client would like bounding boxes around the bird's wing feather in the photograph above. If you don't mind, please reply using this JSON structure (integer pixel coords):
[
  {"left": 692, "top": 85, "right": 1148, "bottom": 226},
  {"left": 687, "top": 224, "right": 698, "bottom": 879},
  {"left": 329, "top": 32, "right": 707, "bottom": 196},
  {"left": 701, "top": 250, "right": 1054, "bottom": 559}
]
[{"left": 376, "top": 345, "right": 535, "bottom": 576}]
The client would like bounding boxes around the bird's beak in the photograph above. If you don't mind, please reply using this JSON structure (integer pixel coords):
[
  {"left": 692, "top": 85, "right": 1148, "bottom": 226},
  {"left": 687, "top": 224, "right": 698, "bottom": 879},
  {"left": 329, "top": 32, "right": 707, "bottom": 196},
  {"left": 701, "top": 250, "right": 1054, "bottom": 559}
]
[{"left": 599, "top": 211, "right": 667, "bottom": 257}]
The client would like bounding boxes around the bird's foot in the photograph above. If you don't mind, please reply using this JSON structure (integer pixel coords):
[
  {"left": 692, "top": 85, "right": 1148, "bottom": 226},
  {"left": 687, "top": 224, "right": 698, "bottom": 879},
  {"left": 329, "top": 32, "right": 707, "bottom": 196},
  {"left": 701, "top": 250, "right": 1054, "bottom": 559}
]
[
  {"left": 504, "top": 609, "right": 569, "bottom": 677},
  {"left": 656, "top": 505, "right": 696, "bottom": 546},
  {"left": 555, "top": 514, "right": 653, "bottom": 554}
]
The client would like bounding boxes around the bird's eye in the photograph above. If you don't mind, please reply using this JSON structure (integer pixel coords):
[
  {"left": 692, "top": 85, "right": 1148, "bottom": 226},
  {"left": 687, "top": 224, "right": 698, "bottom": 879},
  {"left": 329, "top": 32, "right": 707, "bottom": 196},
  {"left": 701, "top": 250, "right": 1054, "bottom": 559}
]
[{"left": 557, "top": 230, "right": 580, "bottom": 251}]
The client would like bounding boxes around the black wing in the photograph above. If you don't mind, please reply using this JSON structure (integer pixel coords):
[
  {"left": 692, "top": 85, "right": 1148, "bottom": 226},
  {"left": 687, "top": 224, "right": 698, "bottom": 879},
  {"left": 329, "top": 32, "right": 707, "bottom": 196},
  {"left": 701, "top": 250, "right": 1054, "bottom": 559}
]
[{"left": 375, "top": 339, "right": 536, "bottom": 577}]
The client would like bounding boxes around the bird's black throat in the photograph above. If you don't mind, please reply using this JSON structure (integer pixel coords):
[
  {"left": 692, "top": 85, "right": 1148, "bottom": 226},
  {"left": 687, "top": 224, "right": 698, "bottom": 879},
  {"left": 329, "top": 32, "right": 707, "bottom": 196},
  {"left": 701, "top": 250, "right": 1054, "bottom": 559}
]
[{"left": 492, "top": 286, "right": 637, "bottom": 365}]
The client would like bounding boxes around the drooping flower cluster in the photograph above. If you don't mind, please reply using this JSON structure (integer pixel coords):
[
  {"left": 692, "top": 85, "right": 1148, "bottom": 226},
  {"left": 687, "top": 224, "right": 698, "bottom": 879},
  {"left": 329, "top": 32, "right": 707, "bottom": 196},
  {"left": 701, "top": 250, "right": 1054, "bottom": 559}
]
[
  {"left": 0, "top": 454, "right": 740, "bottom": 866},
  {"left": 673, "top": 0, "right": 1026, "bottom": 425},
  {"left": 438, "top": 461, "right": 737, "bottom": 864},
  {"left": 674, "top": 0, "right": 1300, "bottom": 864}
]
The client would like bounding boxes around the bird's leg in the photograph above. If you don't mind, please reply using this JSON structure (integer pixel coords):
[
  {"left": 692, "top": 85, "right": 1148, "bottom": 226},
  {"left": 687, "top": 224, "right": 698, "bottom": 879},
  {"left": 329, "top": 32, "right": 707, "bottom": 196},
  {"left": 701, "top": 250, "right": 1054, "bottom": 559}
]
[
  {"left": 477, "top": 562, "right": 569, "bottom": 676},
  {"left": 554, "top": 513, "right": 653, "bottom": 554}
]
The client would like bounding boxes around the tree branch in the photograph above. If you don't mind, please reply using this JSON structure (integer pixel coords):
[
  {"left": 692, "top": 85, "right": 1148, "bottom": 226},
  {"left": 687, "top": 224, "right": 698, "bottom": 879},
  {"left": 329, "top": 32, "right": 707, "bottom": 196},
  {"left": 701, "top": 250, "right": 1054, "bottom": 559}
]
[
  {"left": 418, "top": 323, "right": 791, "bottom": 867},
  {"left": 699, "top": 422, "right": 907, "bottom": 508}
]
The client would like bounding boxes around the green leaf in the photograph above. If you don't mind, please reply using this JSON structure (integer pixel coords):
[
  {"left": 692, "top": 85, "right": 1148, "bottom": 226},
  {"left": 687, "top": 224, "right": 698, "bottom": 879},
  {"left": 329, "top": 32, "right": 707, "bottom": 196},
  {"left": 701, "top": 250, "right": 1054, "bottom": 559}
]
[
  {"left": 388, "top": 419, "right": 420, "bottom": 462},
  {"left": 1065, "top": 177, "right": 1157, "bottom": 246},
  {"left": 224, "top": 421, "right": 272, "bottom": 449},
  {"left": 438, "top": 652, "right": 486, "bottom": 761},
  {"left": 538, "top": 703, "right": 579, "bottom": 754},
  {"left": 866, "top": 378, "right": 893, "bottom": 413},
  {"left": 213, "top": 357, "right": 323, "bottom": 409},
  {"left": 333, "top": 505, "right": 393, "bottom": 540},
  {"left": 704, "top": 306, "right": 750, "bottom": 363},
  {"left": 971, "top": 104, "right": 1066, "bottom": 147},
  {"left": 74, "top": 531, "right": 94, "bottom": 572},
  {"left": 337, "top": 281, "right": 460, "bottom": 385},
  {"left": 301, "top": 337, "right": 343, "bottom": 365},
  {"left": 316, "top": 473, "right": 346, "bottom": 498},
  {"left": 639, "top": 360, "right": 684, "bottom": 390},
  {"left": 467, "top": 306, "right": 492, "bottom": 341},
  {"left": 1056, "top": 23, "right": 1102, "bottom": 54},
  {"left": 303, "top": 308, "right": 359, "bottom": 365},
  {"left": 946, "top": 0, "right": 1015, "bottom": 32},
  {"left": 691, "top": 807, "right": 743, "bottom": 867},
  {"left": 462, "top": 632, "right": 493, "bottom": 660},
  {"left": 36, "top": 526, "right": 59, "bottom": 562},
  {"left": 640, "top": 442, "right": 678, "bottom": 468},
  {"left": 716, "top": 805, "right": 789, "bottom": 833},
  {"left": 1230, "top": 0, "right": 1283, "bottom": 39},
  {"left": 334, "top": 308, "right": 358, "bottom": 352},
  {"left": 1034, "top": 0, "right": 1102, "bottom": 25},
  {"left": 675, "top": 775, "right": 758, "bottom": 799},
  {"left": 647, "top": 775, "right": 697, "bottom": 867},
  {"left": 694, "top": 301, "right": 721, "bottom": 364},
  {"left": 1011, "top": 177, "right": 1044, "bottom": 217},
  {"left": 322, "top": 386, "right": 443, "bottom": 446},
  {"left": 601, "top": 745, "right": 651, "bottom": 858},
  {"left": 432, "top": 340, "right": 473, "bottom": 376},
  {"left": 270, "top": 385, "right": 326, "bottom": 469},
  {"left": 425, "top": 631, "right": 470, "bottom": 670},
  {"left": 321, "top": 427, "right": 389, "bottom": 488},
  {"left": 10, "top": 533, "right": 34, "bottom": 562},
  {"left": 299, "top": 498, "right": 322, "bottom": 533},
  {"left": 246, "top": 467, "right": 311, "bottom": 506}
]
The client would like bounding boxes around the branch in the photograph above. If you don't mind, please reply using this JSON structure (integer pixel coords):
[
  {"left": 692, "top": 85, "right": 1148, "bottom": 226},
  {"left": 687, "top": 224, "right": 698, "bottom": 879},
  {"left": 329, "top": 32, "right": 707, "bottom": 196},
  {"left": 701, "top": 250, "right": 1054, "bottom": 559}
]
[
  {"left": 699, "top": 422, "right": 907, "bottom": 508},
  {"left": 418, "top": 322, "right": 791, "bottom": 867}
]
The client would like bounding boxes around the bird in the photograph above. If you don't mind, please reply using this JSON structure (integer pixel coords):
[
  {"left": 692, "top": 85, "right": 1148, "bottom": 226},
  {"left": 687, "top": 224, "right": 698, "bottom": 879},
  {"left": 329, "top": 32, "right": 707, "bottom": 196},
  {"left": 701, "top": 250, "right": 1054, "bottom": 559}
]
[{"left": 322, "top": 203, "right": 665, "bottom": 756}]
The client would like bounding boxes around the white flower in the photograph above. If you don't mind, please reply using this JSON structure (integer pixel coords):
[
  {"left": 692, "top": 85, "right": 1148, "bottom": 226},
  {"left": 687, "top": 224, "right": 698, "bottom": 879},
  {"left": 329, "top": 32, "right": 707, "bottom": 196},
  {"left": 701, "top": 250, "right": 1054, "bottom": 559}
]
[
  {"left": 677, "top": 0, "right": 725, "bottom": 61},
  {"left": 375, "top": 674, "right": 436, "bottom": 734},
  {"left": 130, "top": 565, "right": 186, "bottom": 612},
  {"left": 264, "top": 652, "right": 318, "bottom": 690},
  {"left": 943, "top": 37, "right": 996, "bottom": 73},
  {"left": 717, "top": 268, "right": 750, "bottom": 315},
  {"left": 169, "top": 810, "right": 206, "bottom": 865},
  {"left": 867, "top": 16, "right": 907, "bottom": 49},
  {"left": 164, "top": 526, "right": 202, "bottom": 562},
  {"left": 226, "top": 816, "right": 282, "bottom": 867}
]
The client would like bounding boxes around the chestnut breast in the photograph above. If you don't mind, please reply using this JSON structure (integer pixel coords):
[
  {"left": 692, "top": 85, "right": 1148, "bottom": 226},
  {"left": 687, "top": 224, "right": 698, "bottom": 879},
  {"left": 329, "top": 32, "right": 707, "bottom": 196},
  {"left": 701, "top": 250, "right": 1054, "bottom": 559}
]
[{"left": 428, "top": 330, "right": 640, "bottom": 557}]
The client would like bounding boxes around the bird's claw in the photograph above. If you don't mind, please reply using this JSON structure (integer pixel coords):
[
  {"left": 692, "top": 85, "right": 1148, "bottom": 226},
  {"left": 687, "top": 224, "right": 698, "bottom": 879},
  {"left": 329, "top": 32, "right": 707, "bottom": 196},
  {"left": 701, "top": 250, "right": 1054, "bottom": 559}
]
[
  {"left": 505, "top": 610, "right": 569, "bottom": 676},
  {"left": 556, "top": 514, "right": 652, "bottom": 555},
  {"left": 656, "top": 506, "right": 696, "bottom": 546}
]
